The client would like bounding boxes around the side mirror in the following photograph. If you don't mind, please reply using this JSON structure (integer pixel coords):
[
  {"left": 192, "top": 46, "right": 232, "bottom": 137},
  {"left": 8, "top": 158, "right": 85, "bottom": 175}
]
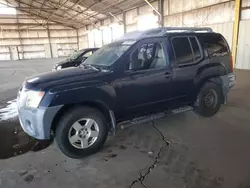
[{"left": 81, "top": 57, "right": 87, "bottom": 63}]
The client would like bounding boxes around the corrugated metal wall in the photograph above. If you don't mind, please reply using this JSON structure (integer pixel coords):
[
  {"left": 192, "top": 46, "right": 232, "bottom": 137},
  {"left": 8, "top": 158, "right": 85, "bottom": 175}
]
[
  {"left": 0, "top": 11, "right": 79, "bottom": 60},
  {"left": 1, "top": 0, "right": 250, "bottom": 68},
  {"left": 235, "top": 0, "right": 250, "bottom": 69},
  {"left": 235, "top": 20, "right": 250, "bottom": 69},
  {"left": 82, "top": 0, "right": 235, "bottom": 52}
]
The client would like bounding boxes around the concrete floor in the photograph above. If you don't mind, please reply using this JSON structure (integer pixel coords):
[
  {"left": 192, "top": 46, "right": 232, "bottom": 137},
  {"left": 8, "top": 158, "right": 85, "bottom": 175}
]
[
  {"left": 0, "top": 58, "right": 64, "bottom": 102},
  {"left": 0, "top": 59, "right": 250, "bottom": 188}
]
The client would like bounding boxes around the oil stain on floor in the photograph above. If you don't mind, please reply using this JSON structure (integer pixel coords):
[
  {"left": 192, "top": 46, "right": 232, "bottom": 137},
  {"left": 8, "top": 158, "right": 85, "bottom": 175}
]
[
  {"left": 0, "top": 99, "right": 52, "bottom": 159},
  {"left": 0, "top": 120, "right": 52, "bottom": 159}
]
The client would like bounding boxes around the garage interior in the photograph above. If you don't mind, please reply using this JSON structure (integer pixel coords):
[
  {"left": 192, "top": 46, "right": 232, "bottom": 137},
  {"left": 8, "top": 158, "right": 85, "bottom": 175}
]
[{"left": 0, "top": 0, "right": 250, "bottom": 187}]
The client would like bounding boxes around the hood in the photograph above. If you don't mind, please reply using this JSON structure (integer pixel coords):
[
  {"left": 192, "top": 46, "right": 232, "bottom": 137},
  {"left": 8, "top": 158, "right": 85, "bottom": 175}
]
[{"left": 24, "top": 67, "right": 107, "bottom": 91}]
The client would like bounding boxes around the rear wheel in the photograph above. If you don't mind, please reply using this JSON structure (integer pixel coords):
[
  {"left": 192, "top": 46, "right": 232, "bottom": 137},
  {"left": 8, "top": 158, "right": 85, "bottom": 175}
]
[
  {"left": 195, "top": 82, "right": 222, "bottom": 117},
  {"left": 55, "top": 106, "right": 108, "bottom": 158}
]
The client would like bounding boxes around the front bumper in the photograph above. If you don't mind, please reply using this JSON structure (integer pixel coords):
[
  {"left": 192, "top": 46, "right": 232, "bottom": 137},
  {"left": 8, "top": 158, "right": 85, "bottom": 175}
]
[{"left": 18, "top": 105, "right": 62, "bottom": 139}]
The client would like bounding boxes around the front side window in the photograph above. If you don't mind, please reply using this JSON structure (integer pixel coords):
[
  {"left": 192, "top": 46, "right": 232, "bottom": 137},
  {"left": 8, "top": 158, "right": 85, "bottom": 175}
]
[
  {"left": 172, "top": 37, "right": 193, "bottom": 65},
  {"left": 129, "top": 42, "right": 166, "bottom": 71},
  {"left": 83, "top": 41, "right": 133, "bottom": 67}
]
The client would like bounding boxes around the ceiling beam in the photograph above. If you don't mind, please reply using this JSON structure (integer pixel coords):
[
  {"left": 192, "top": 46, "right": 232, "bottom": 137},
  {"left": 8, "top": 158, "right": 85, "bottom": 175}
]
[
  {"left": 40, "top": 0, "right": 102, "bottom": 27},
  {"left": 38, "top": 0, "right": 82, "bottom": 14},
  {"left": 12, "top": 7, "right": 58, "bottom": 10},
  {"left": 43, "top": 0, "right": 69, "bottom": 26},
  {"left": 77, "top": 0, "right": 145, "bottom": 28},
  {"left": 20, "top": 9, "right": 76, "bottom": 28},
  {"left": 20, "top": 0, "right": 101, "bottom": 22},
  {"left": 76, "top": 0, "right": 133, "bottom": 23},
  {"left": 59, "top": 0, "right": 81, "bottom": 16},
  {"left": 13, "top": 0, "right": 56, "bottom": 11},
  {"left": 29, "top": 0, "right": 33, "bottom": 13},
  {"left": 68, "top": 0, "right": 111, "bottom": 20},
  {"left": 45, "top": 0, "right": 58, "bottom": 8},
  {"left": 3, "top": 0, "right": 86, "bottom": 28},
  {"left": 13, "top": 0, "right": 73, "bottom": 23},
  {"left": 37, "top": 0, "right": 47, "bottom": 17}
]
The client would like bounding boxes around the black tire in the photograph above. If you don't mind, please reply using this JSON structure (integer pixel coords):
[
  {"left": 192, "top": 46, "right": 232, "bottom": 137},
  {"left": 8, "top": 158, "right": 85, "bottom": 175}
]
[
  {"left": 55, "top": 106, "right": 108, "bottom": 158},
  {"left": 195, "top": 82, "right": 222, "bottom": 117}
]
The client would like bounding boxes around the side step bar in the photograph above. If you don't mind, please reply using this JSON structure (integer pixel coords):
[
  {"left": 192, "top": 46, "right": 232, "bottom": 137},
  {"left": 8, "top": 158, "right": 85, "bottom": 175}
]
[{"left": 119, "top": 106, "right": 193, "bottom": 129}]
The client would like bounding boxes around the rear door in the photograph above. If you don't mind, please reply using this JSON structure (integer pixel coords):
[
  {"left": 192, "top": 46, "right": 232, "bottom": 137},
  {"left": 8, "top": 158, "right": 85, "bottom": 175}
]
[{"left": 169, "top": 35, "right": 204, "bottom": 104}]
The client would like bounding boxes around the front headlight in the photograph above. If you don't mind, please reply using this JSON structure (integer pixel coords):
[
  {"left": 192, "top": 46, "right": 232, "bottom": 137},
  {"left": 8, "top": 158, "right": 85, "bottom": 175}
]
[
  {"left": 57, "top": 65, "right": 62, "bottom": 70},
  {"left": 25, "top": 90, "right": 45, "bottom": 108}
]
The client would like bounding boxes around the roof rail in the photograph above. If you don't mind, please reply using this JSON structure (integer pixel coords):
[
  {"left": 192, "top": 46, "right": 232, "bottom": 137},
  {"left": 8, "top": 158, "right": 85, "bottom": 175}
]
[{"left": 142, "top": 27, "right": 213, "bottom": 36}]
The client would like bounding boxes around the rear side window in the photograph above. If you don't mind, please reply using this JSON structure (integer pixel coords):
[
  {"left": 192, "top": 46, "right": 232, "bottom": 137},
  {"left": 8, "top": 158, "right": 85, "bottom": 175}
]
[
  {"left": 198, "top": 35, "right": 229, "bottom": 57},
  {"left": 172, "top": 37, "right": 193, "bottom": 65}
]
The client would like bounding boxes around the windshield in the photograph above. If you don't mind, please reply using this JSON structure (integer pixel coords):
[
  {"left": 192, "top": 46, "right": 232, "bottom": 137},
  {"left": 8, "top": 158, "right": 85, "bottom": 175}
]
[
  {"left": 68, "top": 50, "right": 84, "bottom": 60},
  {"left": 83, "top": 41, "right": 133, "bottom": 67}
]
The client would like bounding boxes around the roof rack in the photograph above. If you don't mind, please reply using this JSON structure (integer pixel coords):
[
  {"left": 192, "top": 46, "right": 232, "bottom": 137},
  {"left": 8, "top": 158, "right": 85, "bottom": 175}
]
[{"left": 117, "top": 27, "right": 213, "bottom": 41}]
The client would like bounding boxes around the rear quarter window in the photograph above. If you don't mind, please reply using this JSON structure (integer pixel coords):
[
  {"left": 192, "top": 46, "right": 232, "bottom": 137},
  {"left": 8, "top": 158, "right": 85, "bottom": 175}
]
[{"left": 198, "top": 34, "right": 229, "bottom": 57}]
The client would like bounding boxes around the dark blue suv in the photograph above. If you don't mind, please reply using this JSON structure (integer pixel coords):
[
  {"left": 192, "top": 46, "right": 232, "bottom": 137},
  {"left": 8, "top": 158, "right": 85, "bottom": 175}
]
[{"left": 17, "top": 27, "right": 236, "bottom": 158}]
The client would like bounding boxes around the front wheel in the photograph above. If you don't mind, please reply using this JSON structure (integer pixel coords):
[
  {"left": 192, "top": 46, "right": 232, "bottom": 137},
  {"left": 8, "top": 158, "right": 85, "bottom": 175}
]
[
  {"left": 55, "top": 106, "right": 109, "bottom": 158},
  {"left": 195, "top": 82, "right": 222, "bottom": 117}
]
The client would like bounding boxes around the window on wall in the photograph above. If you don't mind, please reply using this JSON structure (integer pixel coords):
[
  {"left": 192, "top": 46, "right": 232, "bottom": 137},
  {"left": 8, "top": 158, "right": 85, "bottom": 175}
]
[
  {"left": 0, "top": 2, "right": 16, "bottom": 14},
  {"left": 102, "top": 27, "right": 112, "bottom": 45},
  {"left": 88, "top": 31, "right": 95, "bottom": 48},
  {"left": 94, "top": 29, "right": 102, "bottom": 47},
  {"left": 137, "top": 14, "right": 158, "bottom": 30},
  {"left": 111, "top": 23, "right": 124, "bottom": 41}
]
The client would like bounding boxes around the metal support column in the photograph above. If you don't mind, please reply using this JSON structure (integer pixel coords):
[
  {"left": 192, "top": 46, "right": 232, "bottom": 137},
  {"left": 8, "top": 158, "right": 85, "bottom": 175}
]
[
  {"left": 123, "top": 12, "right": 127, "bottom": 34},
  {"left": 47, "top": 25, "right": 53, "bottom": 58},
  {"left": 76, "top": 28, "right": 79, "bottom": 50},
  {"left": 232, "top": 0, "right": 241, "bottom": 67},
  {"left": 16, "top": 2, "right": 22, "bottom": 60},
  {"left": 144, "top": 0, "right": 162, "bottom": 17},
  {"left": 158, "top": 0, "right": 164, "bottom": 27}
]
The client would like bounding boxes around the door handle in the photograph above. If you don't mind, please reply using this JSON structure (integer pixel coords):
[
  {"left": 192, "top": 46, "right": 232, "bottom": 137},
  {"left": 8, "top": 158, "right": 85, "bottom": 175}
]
[{"left": 164, "top": 72, "right": 174, "bottom": 78}]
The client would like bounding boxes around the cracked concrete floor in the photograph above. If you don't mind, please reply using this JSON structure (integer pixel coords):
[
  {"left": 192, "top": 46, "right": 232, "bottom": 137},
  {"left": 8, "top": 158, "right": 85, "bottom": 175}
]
[
  {"left": 1, "top": 100, "right": 250, "bottom": 188},
  {"left": 0, "top": 59, "right": 250, "bottom": 188}
]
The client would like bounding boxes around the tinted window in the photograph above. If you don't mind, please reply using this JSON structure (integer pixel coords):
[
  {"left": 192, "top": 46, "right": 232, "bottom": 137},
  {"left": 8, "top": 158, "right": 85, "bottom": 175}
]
[
  {"left": 189, "top": 37, "right": 201, "bottom": 61},
  {"left": 198, "top": 35, "right": 229, "bottom": 56},
  {"left": 172, "top": 37, "right": 193, "bottom": 65},
  {"left": 129, "top": 43, "right": 166, "bottom": 71}
]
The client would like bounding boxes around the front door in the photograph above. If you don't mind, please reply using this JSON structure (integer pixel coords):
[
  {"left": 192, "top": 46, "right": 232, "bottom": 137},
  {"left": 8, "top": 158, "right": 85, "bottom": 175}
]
[{"left": 115, "top": 38, "right": 176, "bottom": 116}]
